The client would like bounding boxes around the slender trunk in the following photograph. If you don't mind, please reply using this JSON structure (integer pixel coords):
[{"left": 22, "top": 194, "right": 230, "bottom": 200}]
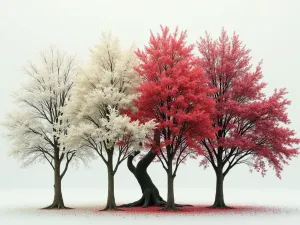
[
  {"left": 212, "top": 167, "right": 227, "bottom": 208},
  {"left": 53, "top": 160, "right": 64, "bottom": 206},
  {"left": 43, "top": 149, "right": 68, "bottom": 209},
  {"left": 166, "top": 161, "right": 176, "bottom": 209},
  {"left": 103, "top": 150, "right": 117, "bottom": 210}
]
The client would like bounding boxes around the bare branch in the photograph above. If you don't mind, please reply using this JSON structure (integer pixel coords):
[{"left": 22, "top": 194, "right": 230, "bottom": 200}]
[
  {"left": 60, "top": 150, "right": 76, "bottom": 179},
  {"left": 156, "top": 154, "right": 168, "bottom": 172}
]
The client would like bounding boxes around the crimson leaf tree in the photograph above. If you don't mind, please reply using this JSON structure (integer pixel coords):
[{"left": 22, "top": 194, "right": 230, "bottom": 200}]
[
  {"left": 197, "top": 29, "right": 299, "bottom": 208},
  {"left": 132, "top": 26, "right": 216, "bottom": 210}
]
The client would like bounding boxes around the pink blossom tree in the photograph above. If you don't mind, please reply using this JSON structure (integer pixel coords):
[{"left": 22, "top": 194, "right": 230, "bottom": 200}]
[{"left": 197, "top": 29, "right": 299, "bottom": 208}]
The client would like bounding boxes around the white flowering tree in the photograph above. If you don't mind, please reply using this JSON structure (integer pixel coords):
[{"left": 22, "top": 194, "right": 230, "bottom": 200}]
[
  {"left": 64, "top": 33, "right": 156, "bottom": 211},
  {"left": 3, "top": 47, "right": 89, "bottom": 209}
]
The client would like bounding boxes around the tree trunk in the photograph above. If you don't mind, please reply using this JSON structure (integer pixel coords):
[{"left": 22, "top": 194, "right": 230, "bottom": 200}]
[
  {"left": 119, "top": 149, "right": 166, "bottom": 208},
  {"left": 102, "top": 150, "right": 117, "bottom": 210},
  {"left": 211, "top": 168, "right": 227, "bottom": 208},
  {"left": 43, "top": 152, "right": 69, "bottom": 209},
  {"left": 119, "top": 130, "right": 191, "bottom": 209},
  {"left": 119, "top": 129, "right": 166, "bottom": 208},
  {"left": 165, "top": 162, "right": 176, "bottom": 210}
]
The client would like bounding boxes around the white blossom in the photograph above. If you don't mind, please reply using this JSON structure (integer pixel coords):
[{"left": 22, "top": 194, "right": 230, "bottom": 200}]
[
  {"left": 3, "top": 47, "right": 91, "bottom": 169},
  {"left": 64, "top": 32, "right": 156, "bottom": 167}
]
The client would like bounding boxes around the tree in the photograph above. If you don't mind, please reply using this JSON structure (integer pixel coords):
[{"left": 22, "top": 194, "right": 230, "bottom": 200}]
[
  {"left": 3, "top": 47, "right": 86, "bottom": 209},
  {"left": 64, "top": 32, "right": 155, "bottom": 211},
  {"left": 119, "top": 129, "right": 166, "bottom": 208},
  {"left": 197, "top": 29, "right": 300, "bottom": 208},
  {"left": 131, "top": 26, "right": 216, "bottom": 210}
]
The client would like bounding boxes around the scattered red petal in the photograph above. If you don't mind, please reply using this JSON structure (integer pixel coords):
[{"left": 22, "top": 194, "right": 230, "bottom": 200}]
[{"left": 95, "top": 205, "right": 285, "bottom": 215}]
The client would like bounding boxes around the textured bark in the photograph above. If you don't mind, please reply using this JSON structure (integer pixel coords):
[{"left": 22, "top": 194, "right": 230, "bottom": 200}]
[{"left": 102, "top": 150, "right": 118, "bottom": 211}]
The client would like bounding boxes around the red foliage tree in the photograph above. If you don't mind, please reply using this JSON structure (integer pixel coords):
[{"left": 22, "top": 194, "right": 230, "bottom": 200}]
[
  {"left": 133, "top": 26, "right": 216, "bottom": 210},
  {"left": 197, "top": 28, "right": 300, "bottom": 208}
]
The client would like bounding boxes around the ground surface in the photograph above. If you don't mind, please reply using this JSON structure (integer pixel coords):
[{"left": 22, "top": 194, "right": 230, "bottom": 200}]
[{"left": 1, "top": 188, "right": 300, "bottom": 225}]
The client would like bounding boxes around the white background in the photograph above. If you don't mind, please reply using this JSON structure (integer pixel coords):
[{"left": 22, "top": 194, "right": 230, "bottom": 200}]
[{"left": 0, "top": 0, "right": 300, "bottom": 224}]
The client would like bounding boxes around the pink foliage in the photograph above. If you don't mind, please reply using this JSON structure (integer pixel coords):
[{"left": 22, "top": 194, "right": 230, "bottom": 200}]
[
  {"left": 116, "top": 140, "right": 125, "bottom": 146},
  {"left": 132, "top": 26, "right": 216, "bottom": 170},
  {"left": 197, "top": 28, "right": 299, "bottom": 178}
]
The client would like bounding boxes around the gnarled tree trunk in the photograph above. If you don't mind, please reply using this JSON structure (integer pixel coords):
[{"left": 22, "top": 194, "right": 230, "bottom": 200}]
[
  {"left": 119, "top": 149, "right": 167, "bottom": 208},
  {"left": 119, "top": 130, "right": 191, "bottom": 209}
]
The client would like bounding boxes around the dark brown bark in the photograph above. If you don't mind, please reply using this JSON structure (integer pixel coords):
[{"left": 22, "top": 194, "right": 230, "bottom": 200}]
[
  {"left": 119, "top": 149, "right": 166, "bottom": 208},
  {"left": 102, "top": 150, "right": 118, "bottom": 211},
  {"left": 119, "top": 130, "right": 191, "bottom": 209},
  {"left": 210, "top": 167, "right": 228, "bottom": 208},
  {"left": 42, "top": 149, "right": 70, "bottom": 209},
  {"left": 164, "top": 161, "right": 176, "bottom": 210}
]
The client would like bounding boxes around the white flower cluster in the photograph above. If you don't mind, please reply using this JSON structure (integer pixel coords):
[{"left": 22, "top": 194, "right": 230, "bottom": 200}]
[
  {"left": 64, "top": 106, "right": 156, "bottom": 151},
  {"left": 3, "top": 47, "right": 80, "bottom": 165},
  {"left": 64, "top": 32, "right": 155, "bottom": 156}
]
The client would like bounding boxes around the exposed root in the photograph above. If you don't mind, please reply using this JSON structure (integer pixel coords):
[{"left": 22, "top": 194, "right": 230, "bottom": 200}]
[
  {"left": 100, "top": 207, "right": 122, "bottom": 211},
  {"left": 100, "top": 203, "right": 121, "bottom": 211},
  {"left": 123, "top": 144, "right": 193, "bottom": 211},
  {"left": 119, "top": 193, "right": 193, "bottom": 209},
  {"left": 119, "top": 197, "right": 145, "bottom": 208},
  {"left": 42, "top": 203, "right": 72, "bottom": 210},
  {"left": 208, "top": 203, "right": 232, "bottom": 209}
]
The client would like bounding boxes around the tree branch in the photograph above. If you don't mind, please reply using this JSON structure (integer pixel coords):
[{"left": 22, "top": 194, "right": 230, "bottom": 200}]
[
  {"left": 60, "top": 150, "right": 76, "bottom": 179},
  {"left": 156, "top": 154, "right": 168, "bottom": 172}
]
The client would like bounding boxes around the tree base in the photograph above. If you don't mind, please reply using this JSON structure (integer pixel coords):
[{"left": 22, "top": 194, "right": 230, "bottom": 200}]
[
  {"left": 118, "top": 190, "right": 192, "bottom": 208},
  {"left": 123, "top": 148, "right": 192, "bottom": 210},
  {"left": 208, "top": 202, "right": 232, "bottom": 209},
  {"left": 160, "top": 206, "right": 181, "bottom": 211},
  {"left": 100, "top": 203, "right": 121, "bottom": 211},
  {"left": 100, "top": 207, "right": 122, "bottom": 211},
  {"left": 42, "top": 202, "right": 72, "bottom": 210}
]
